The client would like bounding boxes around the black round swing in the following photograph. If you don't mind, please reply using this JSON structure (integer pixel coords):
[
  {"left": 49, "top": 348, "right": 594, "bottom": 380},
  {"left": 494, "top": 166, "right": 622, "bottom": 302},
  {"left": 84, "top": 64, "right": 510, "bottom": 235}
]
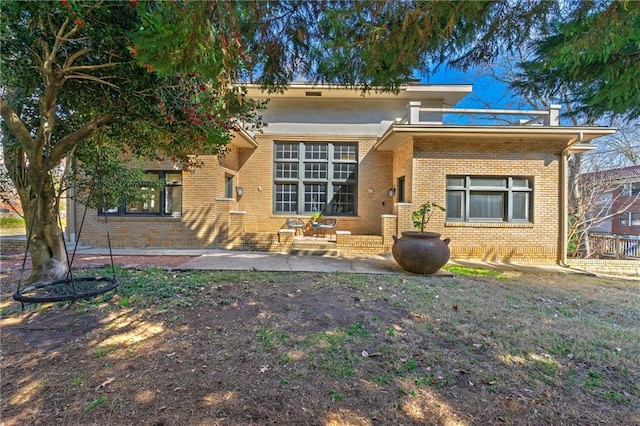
[
  {"left": 13, "top": 140, "right": 118, "bottom": 305},
  {"left": 13, "top": 276, "right": 118, "bottom": 303}
]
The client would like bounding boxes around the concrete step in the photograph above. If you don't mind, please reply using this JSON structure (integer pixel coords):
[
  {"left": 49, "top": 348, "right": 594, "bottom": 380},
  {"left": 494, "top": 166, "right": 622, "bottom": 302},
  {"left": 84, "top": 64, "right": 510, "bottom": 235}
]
[
  {"left": 290, "top": 238, "right": 338, "bottom": 256},
  {"left": 289, "top": 248, "right": 339, "bottom": 256}
]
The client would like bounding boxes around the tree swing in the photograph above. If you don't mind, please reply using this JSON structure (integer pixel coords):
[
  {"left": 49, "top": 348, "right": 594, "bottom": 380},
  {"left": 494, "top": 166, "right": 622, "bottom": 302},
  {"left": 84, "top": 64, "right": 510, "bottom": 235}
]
[{"left": 13, "top": 138, "right": 118, "bottom": 305}]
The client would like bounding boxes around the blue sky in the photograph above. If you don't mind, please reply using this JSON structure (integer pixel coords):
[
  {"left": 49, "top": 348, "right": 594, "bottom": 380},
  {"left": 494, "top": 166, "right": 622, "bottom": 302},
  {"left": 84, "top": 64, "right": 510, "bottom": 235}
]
[{"left": 425, "top": 66, "right": 516, "bottom": 110}]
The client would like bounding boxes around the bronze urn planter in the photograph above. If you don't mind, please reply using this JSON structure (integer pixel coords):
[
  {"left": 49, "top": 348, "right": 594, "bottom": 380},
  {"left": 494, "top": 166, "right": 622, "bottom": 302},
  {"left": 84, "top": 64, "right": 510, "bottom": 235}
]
[
  {"left": 392, "top": 202, "right": 450, "bottom": 274},
  {"left": 392, "top": 231, "right": 451, "bottom": 274}
]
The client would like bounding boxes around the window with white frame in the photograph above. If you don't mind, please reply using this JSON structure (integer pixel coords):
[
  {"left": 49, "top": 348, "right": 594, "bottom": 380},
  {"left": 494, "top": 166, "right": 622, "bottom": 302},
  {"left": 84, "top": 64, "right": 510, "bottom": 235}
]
[
  {"left": 619, "top": 211, "right": 640, "bottom": 227},
  {"left": 274, "top": 142, "right": 357, "bottom": 215},
  {"left": 101, "top": 171, "right": 182, "bottom": 217},
  {"left": 446, "top": 176, "right": 532, "bottom": 222},
  {"left": 624, "top": 182, "right": 640, "bottom": 197}
]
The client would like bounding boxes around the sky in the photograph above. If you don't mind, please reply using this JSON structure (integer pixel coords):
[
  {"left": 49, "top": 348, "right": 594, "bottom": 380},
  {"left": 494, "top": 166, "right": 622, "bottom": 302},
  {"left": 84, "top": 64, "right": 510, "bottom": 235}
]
[
  {"left": 421, "top": 66, "right": 639, "bottom": 169},
  {"left": 425, "top": 66, "right": 513, "bottom": 109},
  {"left": 416, "top": 65, "right": 536, "bottom": 126}
]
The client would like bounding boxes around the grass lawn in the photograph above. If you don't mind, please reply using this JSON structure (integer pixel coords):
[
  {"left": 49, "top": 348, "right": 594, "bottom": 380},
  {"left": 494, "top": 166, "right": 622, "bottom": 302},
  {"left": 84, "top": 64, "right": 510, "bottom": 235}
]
[
  {"left": 0, "top": 217, "right": 25, "bottom": 237},
  {"left": 1, "top": 266, "right": 638, "bottom": 425}
]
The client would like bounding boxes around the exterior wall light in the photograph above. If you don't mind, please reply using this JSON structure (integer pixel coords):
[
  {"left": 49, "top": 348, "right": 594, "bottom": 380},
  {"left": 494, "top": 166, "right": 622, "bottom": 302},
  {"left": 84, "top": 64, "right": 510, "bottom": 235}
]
[
  {"left": 388, "top": 188, "right": 395, "bottom": 197},
  {"left": 236, "top": 187, "right": 244, "bottom": 196}
]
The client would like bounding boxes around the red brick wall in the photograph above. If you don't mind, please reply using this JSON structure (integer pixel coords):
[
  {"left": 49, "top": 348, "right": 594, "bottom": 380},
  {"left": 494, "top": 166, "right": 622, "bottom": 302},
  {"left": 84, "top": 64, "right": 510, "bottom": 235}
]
[{"left": 611, "top": 186, "right": 640, "bottom": 236}]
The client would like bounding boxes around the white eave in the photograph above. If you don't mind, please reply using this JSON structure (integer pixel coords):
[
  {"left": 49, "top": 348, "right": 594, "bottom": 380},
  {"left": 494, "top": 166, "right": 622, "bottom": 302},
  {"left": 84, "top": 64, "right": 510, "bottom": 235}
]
[
  {"left": 244, "top": 83, "right": 472, "bottom": 106},
  {"left": 229, "top": 127, "right": 258, "bottom": 148},
  {"left": 374, "top": 125, "right": 617, "bottom": 151}
]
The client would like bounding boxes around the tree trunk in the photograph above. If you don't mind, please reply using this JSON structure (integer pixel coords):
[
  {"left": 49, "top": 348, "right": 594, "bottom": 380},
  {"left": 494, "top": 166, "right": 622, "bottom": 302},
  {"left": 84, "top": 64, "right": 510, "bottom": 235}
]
[
  {"left": 568, "top": 154, "right": 593, "bottom": 257},
  {"left": 3, "top": 139, "right": 69, "bottom": 284},
  {"left": 19, "top": 167, "right": 69, "bottom": 284}
]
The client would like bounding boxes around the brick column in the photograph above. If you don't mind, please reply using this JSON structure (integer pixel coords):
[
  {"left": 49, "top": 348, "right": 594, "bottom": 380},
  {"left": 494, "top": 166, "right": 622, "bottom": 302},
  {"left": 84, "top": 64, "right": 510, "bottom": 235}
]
[
  {"left": 381, "top": 214, "right": 397, "bottom": 246},
  {"left": 396, "top": 202, "right": 414, "bottom": 234},
  {"left": 229, "top": 211, "right": 246, "bottom": 240},
  {"left": 215, "top": 198, "right": 232, "bottom": 240}
]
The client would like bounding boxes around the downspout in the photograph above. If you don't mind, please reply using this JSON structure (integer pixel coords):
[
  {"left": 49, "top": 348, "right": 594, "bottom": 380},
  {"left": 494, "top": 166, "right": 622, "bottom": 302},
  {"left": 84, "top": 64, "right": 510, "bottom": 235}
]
[{"left": 559, "top": 132, "right": 583, "bottom": 266}]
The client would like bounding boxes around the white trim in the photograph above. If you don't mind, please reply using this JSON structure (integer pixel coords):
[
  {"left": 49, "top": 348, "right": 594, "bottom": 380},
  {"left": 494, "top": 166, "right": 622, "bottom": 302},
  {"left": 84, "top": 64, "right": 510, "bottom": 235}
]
[{"left": 375, "top": 125, "right": 617, "bottom": 151}]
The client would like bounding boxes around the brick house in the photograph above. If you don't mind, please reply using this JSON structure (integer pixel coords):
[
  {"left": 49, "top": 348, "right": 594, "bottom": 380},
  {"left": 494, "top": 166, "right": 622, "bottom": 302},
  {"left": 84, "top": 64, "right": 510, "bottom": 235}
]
[
  {"left": 586, "top": 165, "right": 640, "bottom": 236},
  {"left": 68, "top": 83, "right": 615, "bottom": 263}
]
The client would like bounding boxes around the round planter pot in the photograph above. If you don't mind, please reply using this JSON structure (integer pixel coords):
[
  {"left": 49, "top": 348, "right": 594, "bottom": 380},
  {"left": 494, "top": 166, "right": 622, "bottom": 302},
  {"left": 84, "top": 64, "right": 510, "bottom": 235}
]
[{"left": 392, "top": 231, "right": 451, "bottom": 274}]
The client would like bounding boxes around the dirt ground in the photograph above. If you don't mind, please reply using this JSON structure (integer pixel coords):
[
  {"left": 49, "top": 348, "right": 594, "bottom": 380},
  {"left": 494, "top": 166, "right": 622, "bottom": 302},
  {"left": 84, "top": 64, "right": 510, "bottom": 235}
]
[{"left": 1, "top": 254, "right": 638, "bottom": 425}]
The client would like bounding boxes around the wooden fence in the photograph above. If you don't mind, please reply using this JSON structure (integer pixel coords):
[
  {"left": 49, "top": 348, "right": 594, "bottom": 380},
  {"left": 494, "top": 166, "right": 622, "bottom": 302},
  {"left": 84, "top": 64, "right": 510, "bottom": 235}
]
[{"left": 589, "top": 233, "right": 640, "bottom": 259}]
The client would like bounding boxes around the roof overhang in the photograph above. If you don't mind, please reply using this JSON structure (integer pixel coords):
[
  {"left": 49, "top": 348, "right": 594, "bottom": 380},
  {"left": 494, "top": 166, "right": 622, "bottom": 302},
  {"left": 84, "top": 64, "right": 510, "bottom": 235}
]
[
  {"left": 229, "top": 127, "right": 258, "bottom": 149},
  {"left": 374, "top": 125, "right": 617, "bottom": 151},
  {"left": 243, "top": 83, "right": 473, "bottom": 106}
]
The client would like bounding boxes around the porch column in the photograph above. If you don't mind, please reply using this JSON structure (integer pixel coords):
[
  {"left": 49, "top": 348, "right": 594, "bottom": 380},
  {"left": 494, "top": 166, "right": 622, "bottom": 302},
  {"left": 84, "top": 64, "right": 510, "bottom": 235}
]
[
  {"left": 408, "top": 101, "right": 421, "bottom": 124},
  {"left": 545, "top": 104, "right": 561, "bottom": 126}
]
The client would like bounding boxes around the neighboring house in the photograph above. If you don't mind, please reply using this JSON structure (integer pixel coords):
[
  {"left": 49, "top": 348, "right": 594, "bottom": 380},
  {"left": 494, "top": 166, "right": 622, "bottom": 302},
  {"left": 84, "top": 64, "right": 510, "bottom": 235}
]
[
  {"left": 0, "top": 196, "right": 23, "bottom": 217},
  {"left": 585, "top": 165, "right": 640, "bottom": 236},
  {"left": 68, "top": 83, "right": 615, "bottom": 263}
]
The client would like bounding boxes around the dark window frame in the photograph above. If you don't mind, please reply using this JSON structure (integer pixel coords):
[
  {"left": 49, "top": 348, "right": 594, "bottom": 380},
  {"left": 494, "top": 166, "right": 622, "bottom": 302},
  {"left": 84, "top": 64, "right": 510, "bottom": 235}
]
[
  {"left": 446, "top": 175, "right": 533, "bottom": 223},
  {"left": 397, "top": 176, "right": 406, "bottom": 202},
  {"left": 274, "top": 142, "right": 358, "bottom": 216},
  {"left": 225, "top": 174, "right": 234, "bottom": 198},
  {"left": 99, "top": 171, "right": 182, "bottom": 217}
]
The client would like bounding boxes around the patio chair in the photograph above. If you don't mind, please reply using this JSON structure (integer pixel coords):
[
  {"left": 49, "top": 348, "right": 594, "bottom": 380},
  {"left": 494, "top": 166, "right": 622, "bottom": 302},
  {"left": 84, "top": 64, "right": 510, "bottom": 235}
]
[
  {"left": 286, "top": 217, "right": 305, "bottom": 235},
  {"left": 318, "top": 218, "right": 337, "bottom": 237}
]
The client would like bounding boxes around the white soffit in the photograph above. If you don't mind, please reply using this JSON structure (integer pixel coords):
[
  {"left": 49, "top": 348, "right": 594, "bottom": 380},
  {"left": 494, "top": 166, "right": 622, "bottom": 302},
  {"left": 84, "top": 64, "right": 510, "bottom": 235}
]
[
  {"left": 244, "top": 83, "right": 473, "bottom": 106},
  {"left": 374, "top": 126, "right": 617, "bottom": 151},
  {"left": 229, "top": 128, "right": 258, "bottom": 148}
]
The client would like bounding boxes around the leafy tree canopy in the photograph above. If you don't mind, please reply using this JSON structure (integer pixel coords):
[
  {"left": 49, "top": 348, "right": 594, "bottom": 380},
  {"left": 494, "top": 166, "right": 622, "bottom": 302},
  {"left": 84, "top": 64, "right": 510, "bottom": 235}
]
[
  {"left": 513, "top": 1, "right": 640, "bottom": 121},
  {"left": 131, "top": 0, "right": 558, "bottom": 93},
  {"left": 0, "top": 0, "right": 264, "bottom": 281}
]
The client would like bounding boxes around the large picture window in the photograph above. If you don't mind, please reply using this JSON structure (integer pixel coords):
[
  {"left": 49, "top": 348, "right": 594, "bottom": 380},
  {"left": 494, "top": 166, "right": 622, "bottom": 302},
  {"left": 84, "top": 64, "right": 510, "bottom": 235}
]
[
  {"left": 101, "top": 171, "right": 182, "bottom": 217},
  {"left": 446, "top": 176, "right": 532, "bottom": 223},
  {"left": 274, "top": 142, "right": 357, "bottom": 215}
]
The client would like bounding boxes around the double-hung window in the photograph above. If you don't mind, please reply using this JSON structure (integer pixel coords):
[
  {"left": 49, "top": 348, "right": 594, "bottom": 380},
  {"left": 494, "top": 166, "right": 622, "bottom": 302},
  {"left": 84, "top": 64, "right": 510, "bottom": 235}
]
[
  {"left": 624, "top": 182, "right": 640, "bottom": 197},
  {"left": 101, "top": 171, "right": 182, "bottom": 217},
  {"left": 274, "top": 142, "right": 357, "bottom": 215},
  {"left": 446, "top": 176, "right": 532, "bottom": 223},
  {"left": 619, "top": 212, "right": 640, "bottom": 227}
]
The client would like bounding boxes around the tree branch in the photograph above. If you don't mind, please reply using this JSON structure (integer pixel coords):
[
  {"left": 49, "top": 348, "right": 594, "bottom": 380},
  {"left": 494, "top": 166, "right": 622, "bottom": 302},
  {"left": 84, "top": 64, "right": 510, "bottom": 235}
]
[
  {"left": 0, "top": 98, "right": 34, "bottom": 150},
  {"left": 62, "top": 47, "right": 94, "bottom": 69},
  {"left": 62, "top": 73, "right": 120, "bottom": 89},
  {"left": 64, "top": 62, "right": 124, "bottom": 73},
  {"left": 50, "top": 115, "right": 113, "bottom": 164}
]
